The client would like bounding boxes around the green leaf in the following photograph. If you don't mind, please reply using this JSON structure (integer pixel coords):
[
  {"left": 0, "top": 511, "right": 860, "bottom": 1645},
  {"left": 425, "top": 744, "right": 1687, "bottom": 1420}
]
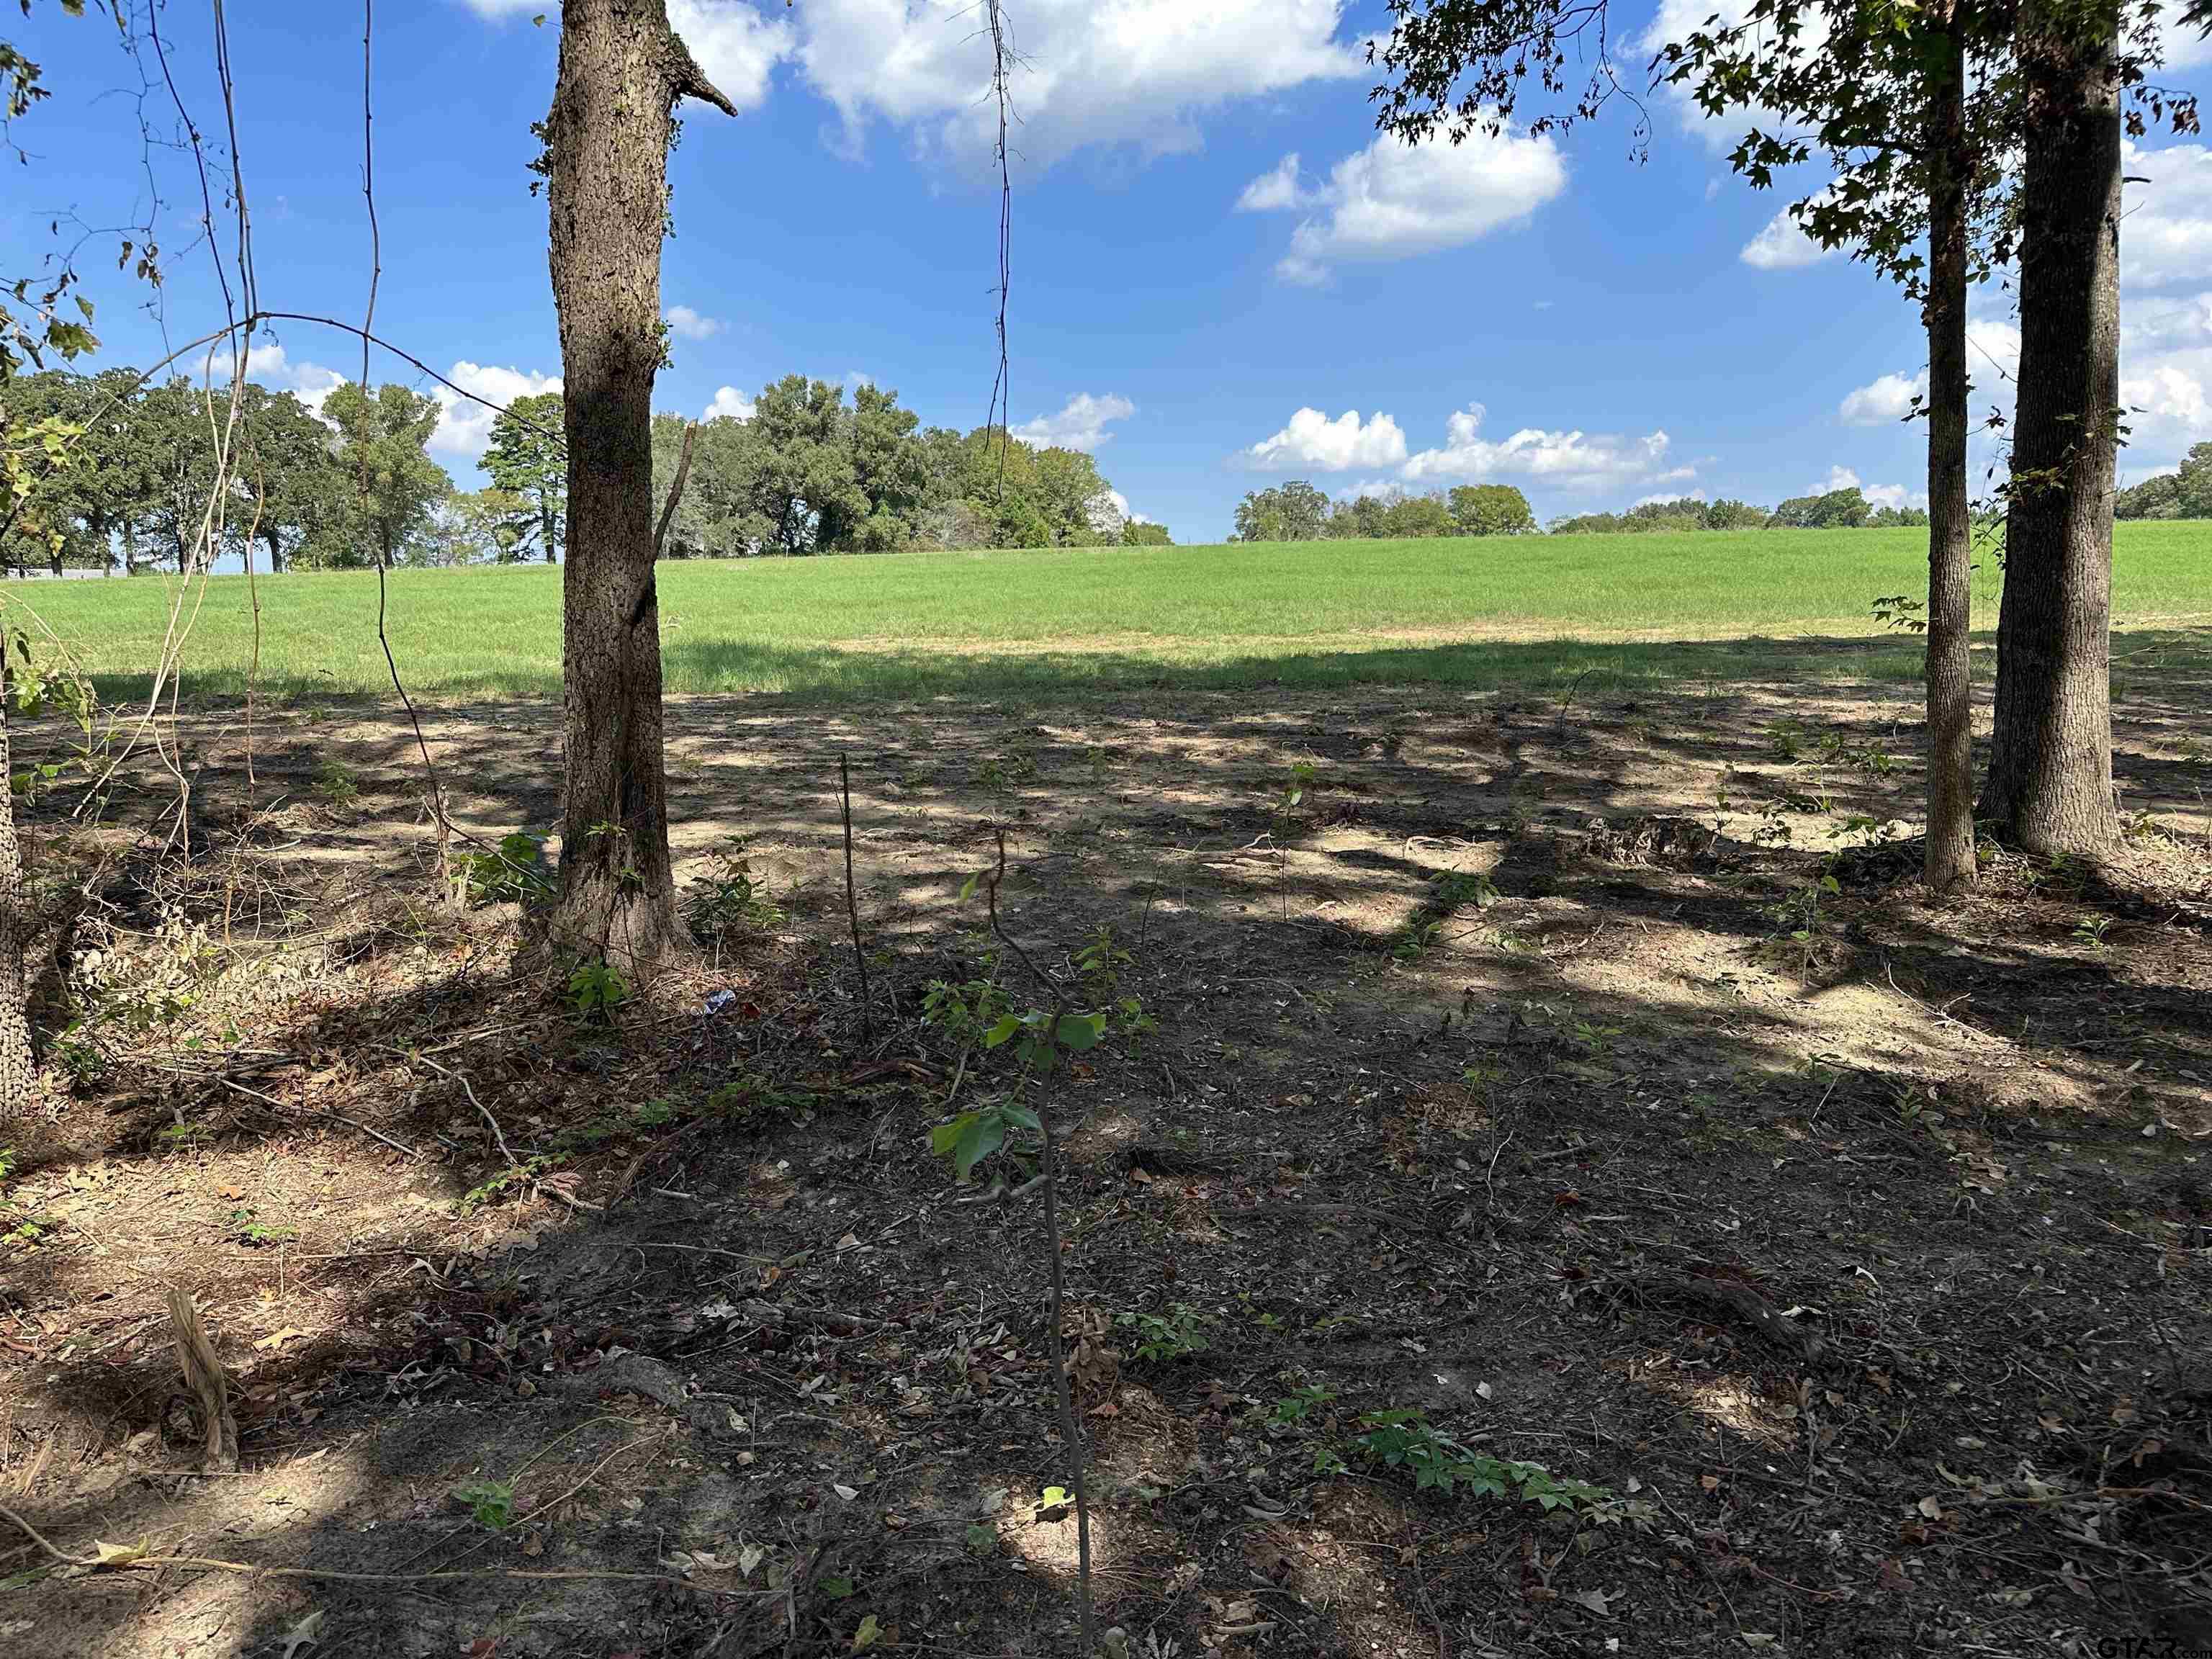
[
  {"left": 819, "top": 1575, "right": 855, "bottom": 1601},
  {"left": 981, "top": 1013, "right": 1022, "bottom": 1049},
  {"left": 952, "top": 1111, "right": 1004, "bottom": 1182},
  {"left": 1054, "top": 1012, "right": 1106, "bottom": 1052},
  {"left": 853, "top": 1614, "right": 883, "bottom": 1651}
]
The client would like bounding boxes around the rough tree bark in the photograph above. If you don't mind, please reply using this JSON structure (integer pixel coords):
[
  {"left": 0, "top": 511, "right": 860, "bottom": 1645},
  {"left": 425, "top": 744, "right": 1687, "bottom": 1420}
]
[
  {"left": 542, "top": 0, "right": 733, "bottom": 970},
  {"left": 1979, "top": 1, "right": 2123, "bottom": 855},
  {"left": 1922, "top": 19, "right": 1977, "bottom": 891},
  {"left": 1, "top": 657, "right": 35, "bottom": 1104}
]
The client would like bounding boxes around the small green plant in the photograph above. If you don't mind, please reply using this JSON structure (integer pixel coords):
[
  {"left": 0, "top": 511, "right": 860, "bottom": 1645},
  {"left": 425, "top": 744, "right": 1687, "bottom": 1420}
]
[
  {"left": 1074, "top": 926, "right": 1157, "bottom": 1052},
  {"left": 1272, "top": 760, "right": 1318, "bottom": 920},
  {"left": 1344, "top": 1408, "right": 1609, "bottom": 1510},
  {"left": 1433, "top": 870, "right": 1501, "bottom": 912},
  {"left": 1116, "top": 1303, "right": 1210, "bottom": 1364},
  {"left": 1767, "top": 718, "right": 1806, "bottom": 762},
  {"left": 565, "top": 957, "right": 630, "bottom": 1025},
  {"left": 451, "top": 830, "right": 554, "bottom": 907},
  {"left": 225, "top": 1207, "right": 297, "bottom": 1247},
  {"left": 922, "top": 977, "right": 1013, "bottom": 1050},
  {"left": 312, "top": 756, "right": 359, "bottom": 807},
  {"left": 683, "top": 839, "right": 783, "bottom": 943},
  {"left": 979, "top": 752, "right": 1038, "bottom": 791},
  {"left": 928, "top": 1098, "right": 1042, "bottom": 1184},
  {"left": 1568, "top": 1020, "right": 1623, "bottom": 1056},
  {"left": 451, "top": 1478, "right": 516, "bottom": 1533},
  {"left": 2072, "top": 914, "right": 2115, "bottom": 951},
  {"left": 1270, "top": 1383, "right": 1337, "bottom": 1426},
  {"left": 1393, "top": 918, "right": 1444, "bottom": 960}
]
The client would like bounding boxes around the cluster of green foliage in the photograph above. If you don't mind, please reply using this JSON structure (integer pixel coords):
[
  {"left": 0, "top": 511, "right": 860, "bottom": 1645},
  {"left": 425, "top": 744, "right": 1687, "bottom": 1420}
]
[
  {"left": 0, "top": 366, "right": 491, "bottom": 575},
  {"left": 1552, "top": 496, "right": 1770, "bottom": 534},
  {"left": 450, "top": 830, "right": 555, "bottom": 907},
  {"left": 647, "top": 376, "right": 1167, "bottom": 557},
  {"left": 1233, "top": 480, "right": 1534, "bottom": 542},
  {"left": 2116, "top": 443, "right": 2212, "bottom": 521}
]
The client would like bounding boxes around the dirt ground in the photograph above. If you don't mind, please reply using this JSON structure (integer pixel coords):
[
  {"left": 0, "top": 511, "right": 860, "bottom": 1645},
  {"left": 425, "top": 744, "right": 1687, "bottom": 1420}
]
[{"left": 3, "top": 653, "right": 2210, "bottom": 1659}]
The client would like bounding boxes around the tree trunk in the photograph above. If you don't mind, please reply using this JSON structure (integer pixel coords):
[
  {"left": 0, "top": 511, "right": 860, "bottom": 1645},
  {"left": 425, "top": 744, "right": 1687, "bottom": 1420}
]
[
  {"left": 0, "top": 658, "right": 35, "bottom": 1105},
  {"left": 122, "top": 519, "right": 138, "bottom": 577},
  {"left": 1979, "top": 1, "right": 2123, "bottom": 855},
  {"left": 543, "top": 0, "right": 733, "bottom": 971},
  {"left": 264, "top": 524, "right": 286, "bottom": 575},
  {"left": 543, "top": 500, "right": 557, "bottom": 564},
  {"left": 1922, "top": 24, "right": 1977, "bottom": 892}
]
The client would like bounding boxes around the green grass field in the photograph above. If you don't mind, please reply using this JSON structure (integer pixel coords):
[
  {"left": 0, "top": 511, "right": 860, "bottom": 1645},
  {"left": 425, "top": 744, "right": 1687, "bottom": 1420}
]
[{"left": 7, "top": 523, "right": 2208, "bottom": 706}]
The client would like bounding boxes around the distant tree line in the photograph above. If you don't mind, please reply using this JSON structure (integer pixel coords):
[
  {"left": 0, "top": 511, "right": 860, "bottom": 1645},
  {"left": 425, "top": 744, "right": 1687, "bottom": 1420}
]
[
  {"left": 0, "top": 367, "right": 1170, "bottom": 575},
  {"left": 2113, "top": 443, "right": 2211, "bottom": 521},
  {"left": 1233, "top": 480, "right": 1536, "bottom": 541},
  {"left": 1232, "top": 477, "right": 1938, "bottom": 541},
  {"left": 639, "top": 374, "right": 1169, "bottom": 559}
]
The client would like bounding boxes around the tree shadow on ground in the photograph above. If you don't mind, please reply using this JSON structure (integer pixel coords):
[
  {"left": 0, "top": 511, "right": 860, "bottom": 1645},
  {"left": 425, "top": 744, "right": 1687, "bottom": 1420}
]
[{"left": 4, "top": 655, "right": 2209, "bottom": 1658}]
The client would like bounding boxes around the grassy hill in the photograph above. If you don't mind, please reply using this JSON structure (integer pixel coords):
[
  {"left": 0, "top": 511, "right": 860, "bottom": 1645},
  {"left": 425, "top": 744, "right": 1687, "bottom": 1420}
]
[{"left": 7, "top": 521, "right": 2208, "bottom": 705}]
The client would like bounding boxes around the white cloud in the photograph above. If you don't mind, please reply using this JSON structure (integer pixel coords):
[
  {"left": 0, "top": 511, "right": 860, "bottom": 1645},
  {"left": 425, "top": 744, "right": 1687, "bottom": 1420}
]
[
  {"left": 1334, "top": 477, "right": 1408, "bottom": 502},
  {"left": 2124, "top": 140, "right": 2212, "bottom": 292},
  {"left": 1828, "top": 142, "right": 2212, "bottom": 477},
  {"left": 793, "top": 0, "right": 1357, "bottom": 169},
  {"left": 1241, "top": 126, "right": 1567, "bottom": 284},
  {"left": 198, "top": 341, "right": 349, "bottom": 415},
  {"left": 433, "top": 361, "right": 562, "bottom": 456},
  {"left": 1863, "top": 482, "right": 1923, "bottom": 511},
  {"left": 1740, "top": 202, "right": 1834, "bottom": 271},
  {"left": 461, "top": 0, "right": 793, "bottom": 112},
  {"left": 1242, "top": 408, "right": 1408, "bottom": 472},
  {"left": 703, "top": 385, "right": 756, "bottom": 422},
  {"left": 1012, "top": 392, "right": 1136, "bottom": 452},
  {"left": 1840, "top": 372, "right": 1922, "bottom": 427},
  {"left": 1236, "top": 153, "right": 1304, "bottom": 213},
  {"left": 1817, "top": 465, "right": 1861, "bottom": 492},
  {"left": 665, "top": 305, "right": 725, "bottom": 341},
  {"left": 1398, "top": 403, "right": 1678, "bottom": 490}
]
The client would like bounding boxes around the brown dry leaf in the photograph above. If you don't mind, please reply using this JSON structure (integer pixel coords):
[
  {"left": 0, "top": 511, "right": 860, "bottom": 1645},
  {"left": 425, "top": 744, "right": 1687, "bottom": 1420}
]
[
  {"left": 255, "top": 1328, "right": 309, "bottom": 1352},
  {"left": 1876, "top": 1558, "right": 1912, "bottom": 1593},
  {"left": 521, "top": 1531, "right": 544, "bottom": 1557},
  {"left": 1915, "top": 1495, "right": 1943, "bottom": 1519},
  {"left": 1699, "top": 1475, "right": 1721, "bottom": 1493}
]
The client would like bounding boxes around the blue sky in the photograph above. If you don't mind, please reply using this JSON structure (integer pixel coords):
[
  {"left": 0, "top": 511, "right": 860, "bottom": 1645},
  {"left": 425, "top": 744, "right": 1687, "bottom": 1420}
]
[{"left": 10, "top": 0, "right": 2210, "bottom": 543}]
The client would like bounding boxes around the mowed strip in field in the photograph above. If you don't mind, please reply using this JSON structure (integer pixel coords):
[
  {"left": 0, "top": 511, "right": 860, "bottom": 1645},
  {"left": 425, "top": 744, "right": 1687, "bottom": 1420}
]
[{"left": 10, "top": 522, "right": 2211, "bottom": 704}]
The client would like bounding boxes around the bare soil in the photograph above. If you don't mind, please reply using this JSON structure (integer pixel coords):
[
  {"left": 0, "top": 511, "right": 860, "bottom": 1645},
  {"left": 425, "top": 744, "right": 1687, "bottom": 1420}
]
[{"left": 4, "top": 663, "right": 2209, "bottom": 1659}]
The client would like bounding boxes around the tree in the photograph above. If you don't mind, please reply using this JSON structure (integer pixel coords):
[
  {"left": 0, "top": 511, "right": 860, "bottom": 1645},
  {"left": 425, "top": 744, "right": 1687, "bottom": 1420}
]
[
  {"left": 1771, "top": 487, "right": 1872, "bottom": 529},
  {"left": 748, "top": 375, "right": 865, "bottom": 554},
  {"left": 1702, "top": 498, "right": 1771, "bottom": 530},
  {"left": 838, "top": 383, "right": 927, "bottom": 551},
  {"left": 484, "top": 390, "right": 568, "bottom": 562},
  {"left": 238, "top": 383, "right": 351, "bottom": 573},
  {"left": 541, "top": 0, "right": 735, "bottom": 968},
  {"left": 1448, "top": 482, "right": 1534, "bottom": 535},
  {"left": 1655, "top": 0, "right": 2017, "bottom": 889},
  {"left": 1979, "top": 0, "right": 2126, "bottom": 855},
  {"left": 421, "top": 487, "right": 527, "bottom": 565},
  {"left": 1233, "top": 481, "right": 1329, "bottom": 542},
  {"left": 322, "top": 381, "right": 451, "bottom": 568},
  {"left": 1383, "top": 492, "right": 1455, "bottom": 539},
  {"left": 2113, "top": 442, "right": 2211, "bottom": 520},
  {"left": 1121, "top": 518, "right": 1173, "bottom": 545},
  {"left": 0, "top": 638, "right": 27, "bottom": 1097}
]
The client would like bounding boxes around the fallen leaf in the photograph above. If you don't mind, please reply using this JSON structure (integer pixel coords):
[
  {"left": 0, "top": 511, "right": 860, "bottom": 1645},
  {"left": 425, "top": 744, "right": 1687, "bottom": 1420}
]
[
  {"left": 1699, "top": 1475, "right": 1721, "bottom": 1493},
  {"left": 256, "top": 1328, "right": 309, "bottom": 1352},
  {"left": 853, "top": 1614, "right": 883, "bottom": 1652},
  {"left": 521, "top": 1532, "right": 543, "bottom": 1558},
  {"left": 1916, "top": 1496, "right": 1943, "bottom": 1519},
  {"left": 91, "top": 1538, "right": 148, "bottom": 1567},
  {"left": 1876, "top": 1558, "right": 1912, "bottom": 1593},
  {"left": 1567, "top": 1588, "right": 1613, "bottom": 1617},
  {"left": 279, "top": 1609, "right": 323, "bottom": 1659}
]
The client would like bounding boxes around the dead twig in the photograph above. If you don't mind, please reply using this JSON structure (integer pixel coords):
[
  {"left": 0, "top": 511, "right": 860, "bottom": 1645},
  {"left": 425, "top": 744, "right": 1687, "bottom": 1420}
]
[
  {"left": 840, "top": 754, "right": 874, "bottom": 1042},
  {"left": 391, "top": 1047, "right": 518, "bottom": 1172}
]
